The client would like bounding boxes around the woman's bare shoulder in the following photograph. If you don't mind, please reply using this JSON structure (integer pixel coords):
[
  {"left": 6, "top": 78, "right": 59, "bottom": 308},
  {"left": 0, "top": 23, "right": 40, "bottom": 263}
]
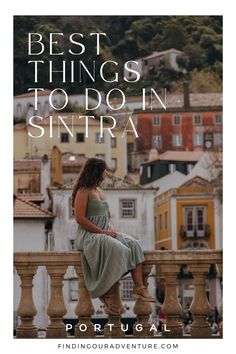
[{"left": 75, "top": 188, "right": 90, "bottom": 199}]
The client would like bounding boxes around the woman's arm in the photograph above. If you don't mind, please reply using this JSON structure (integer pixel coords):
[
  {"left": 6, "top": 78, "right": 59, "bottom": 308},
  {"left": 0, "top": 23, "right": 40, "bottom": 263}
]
[{"left": 74, "top": 189, "right": 117, "bottom": 237}]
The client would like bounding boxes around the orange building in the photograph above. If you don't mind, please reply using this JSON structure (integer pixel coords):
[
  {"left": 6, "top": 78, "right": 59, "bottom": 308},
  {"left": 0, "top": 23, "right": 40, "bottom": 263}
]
[{"left": 135, "top": 87, "right": 222, "bottom": 153}]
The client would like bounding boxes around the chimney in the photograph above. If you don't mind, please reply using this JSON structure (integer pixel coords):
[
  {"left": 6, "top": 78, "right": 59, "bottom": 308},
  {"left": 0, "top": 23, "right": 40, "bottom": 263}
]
[
  {"left": 148, "top": 148, "right": 158, "bottom": 161},
  {"left": 183, "top": 81, "right": 190, "bottom": 109}
]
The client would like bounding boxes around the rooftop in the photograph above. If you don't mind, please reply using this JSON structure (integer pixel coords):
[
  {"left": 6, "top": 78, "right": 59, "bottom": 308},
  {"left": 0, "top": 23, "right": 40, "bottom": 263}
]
[
  {"left": 142, "top": 150, "right": 204, "bottom": 164},
  {"left": 137, "top": 92, "right": 222, "bottom": 111},
  {"left": 14, "top": 123, "right": 26, "bottom": 131},
  {"left": 28, "top": 113, "right": 122, "bottom": 129},
  {"left": 14, "top": 89, "right": 52, "bottom": 99},
  {"left": 15, "top": 193, "right": 45, "bottom": 203},
  {"left": 143, "top": 48, "right": 183, "bottom": 60},
  {"left": 179, "top": 175, "right": 213, "bottom": 190},
  {"left": 14, "top": 159, "right": 41, "bottom": 172},
  {"left": 59, "top": 173, "right": 157, "bottom": 191},
  {"left": 14, "top": 195, "right": 53, "bottom": 218}
]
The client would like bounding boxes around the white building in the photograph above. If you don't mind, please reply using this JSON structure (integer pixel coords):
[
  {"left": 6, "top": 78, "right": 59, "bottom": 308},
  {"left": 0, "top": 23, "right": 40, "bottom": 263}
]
[
  {"left": 14, "top": 90, "right": 108, "bottom": 119},
  {"left": 50, "top": 174, "right": 158, "bottom": 325},
  {"left": 124, "top": 48, "right": 184, "bottom": 80},
  {"left": 13, "top": 195, "right": 54, "bottom": 329},
  {"left": 14, "top": 89, "right": 62, "bottom": 120}
]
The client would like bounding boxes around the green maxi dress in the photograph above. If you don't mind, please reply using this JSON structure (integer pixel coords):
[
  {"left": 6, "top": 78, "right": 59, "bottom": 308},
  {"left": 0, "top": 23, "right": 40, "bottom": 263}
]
[{"left": 75, "top": 199, "right": 145, "bottom": 298}]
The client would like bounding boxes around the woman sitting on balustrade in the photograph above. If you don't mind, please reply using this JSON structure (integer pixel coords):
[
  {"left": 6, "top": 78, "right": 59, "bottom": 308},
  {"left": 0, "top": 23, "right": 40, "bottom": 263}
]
[{"left": 72, "top": 158, "right": 155, "bottom": 316}]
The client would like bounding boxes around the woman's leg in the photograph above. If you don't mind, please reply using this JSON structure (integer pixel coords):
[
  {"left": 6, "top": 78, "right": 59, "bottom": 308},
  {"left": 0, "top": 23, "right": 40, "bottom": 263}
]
[
  {"left": 131, "top": 263, "right": 154, "bottom": 299},
  {"left": 131, "top": 263, "right": 144, "bottom": 288}
]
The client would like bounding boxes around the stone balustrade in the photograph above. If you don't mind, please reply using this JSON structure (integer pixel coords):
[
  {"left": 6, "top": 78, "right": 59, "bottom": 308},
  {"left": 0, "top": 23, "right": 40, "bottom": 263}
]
[{"left": 14, "top": 250, "right": 222, "bottom": 339}]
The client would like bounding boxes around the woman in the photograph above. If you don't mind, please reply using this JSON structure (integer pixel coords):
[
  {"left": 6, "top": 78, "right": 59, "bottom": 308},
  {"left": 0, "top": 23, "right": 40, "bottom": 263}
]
[{"left": 72, "top": 158, "right": 155, "bottom": 316}]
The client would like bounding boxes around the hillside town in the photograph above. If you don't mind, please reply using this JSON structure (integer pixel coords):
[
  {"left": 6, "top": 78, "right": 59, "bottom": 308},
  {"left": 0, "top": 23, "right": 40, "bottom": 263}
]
[
  {"left": 14, "top": 81, "right": 223, "bottom": 337},
  {"left": 13, "top": 15, "right": 222, "bottom": 339}
]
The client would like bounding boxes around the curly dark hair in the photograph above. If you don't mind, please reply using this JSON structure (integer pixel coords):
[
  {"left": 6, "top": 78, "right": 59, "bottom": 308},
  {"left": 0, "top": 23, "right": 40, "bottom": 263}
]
[{"left": 71, "top": 158, "right": 107, "bottom": 206}]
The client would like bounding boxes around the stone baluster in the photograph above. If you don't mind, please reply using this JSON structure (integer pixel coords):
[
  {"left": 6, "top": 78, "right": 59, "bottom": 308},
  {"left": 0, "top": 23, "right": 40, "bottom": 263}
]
[
  {"left": 159, "top": 264, "right": 183, "bottom": 338},
  {"left": 189, "top": 264, "right": 212, "bottom": 338},
  {"left": 217, "top": 263, "right": 223, "bottom": 337},
  {"left": 104, "top": 281, "right": 125, "bottom": 338},
  {"left": 15, "top": 265, "right": 38, "bottom": 338},
  {"left": 133, "top": 263, "right": 153, "bottom": 338},
  {"left": 46, "top": 265, "right": 67, "bottom": 338},
  {"left": 74, "top": 263, "right": 95, "bottom": 338}
]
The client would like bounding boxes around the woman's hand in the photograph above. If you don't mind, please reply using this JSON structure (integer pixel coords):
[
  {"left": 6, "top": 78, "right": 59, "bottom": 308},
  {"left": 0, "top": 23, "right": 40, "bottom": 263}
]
[{"left": 103, "top": 230, "right": 118, "bottom": 238}]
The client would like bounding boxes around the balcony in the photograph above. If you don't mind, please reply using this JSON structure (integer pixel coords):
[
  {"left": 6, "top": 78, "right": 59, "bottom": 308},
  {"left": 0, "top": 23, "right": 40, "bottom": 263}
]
[
  {"left": 14, "top": 250, "right": 222, "bottom": 339},
  {"left": 180, "top": 224, "right": 211, "bottom": 241}
]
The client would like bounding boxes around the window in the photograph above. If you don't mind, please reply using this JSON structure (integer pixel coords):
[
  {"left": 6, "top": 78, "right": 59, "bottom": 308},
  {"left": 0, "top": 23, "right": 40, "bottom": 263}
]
[
  {"left": 214, "top": 114, "right": 222, "bottom": 125},
  {"left": 16, "top": 104, "right": 22, "bottom": 117},
  {"left": 69, "top": 239, "right": 76, "bottom": 251},
  {"left": 164, "top": 211, "right": 168, "bottom": 229},
  {"left": 95, "top": 132, "right": 105, "bottom": 143},
  {"left": 111, "top": 137, "right": 117, "bottom": 148},
  {"left": 110, "top": 158, "right": 117, "bottom": 171},
  {"left": 173, "top": 115, "right": 181, "bottom": 125},
  {"left": 44, "top": 101, "right": 49, "bottom": 114},
  {"left": 68, "top": 197, "right": 75, "bottom": 218},
  {"left": 172, "top": 134, "right": 182, "bottom": 146},
  {"left": 121, "top": 277, "right": 135, "bottom": 300},
  {"left": 69, "top": 279, "right": 79, "bottom": 301},
  {"left": 153, "top": 135, "right": 162, "bottom": 148},
  {"left": 46, "top": 232, "right": 54, "bottom": 251},
  {"left": 159, "top": 214, "right": 162, "bottom": 231},
  {"left": 193, "top": 114, "right": 202, "bottom": 125},
  {"left": 194, "top": 133, "right": 203, "bottom": 146},
  {"left": 37, "top": 102, "right": 41, "bottom": 114},
  {"left": 184, "top": 207, "right": 206, "bottom": 237},
  {"left": 153, "top": 115, "right": 161, "bottom": 125},
  {"left": 76, "top": 133, "right": 85, "bottom": 143},
  {"left": 61, "top": 132, "right": 69, "bottom": 143},
  {"left": 214, "top": 133, "right": 223, "bottom": 146},
  {"left": 120, "top": 199, "right": 136, "bottom": 218}
]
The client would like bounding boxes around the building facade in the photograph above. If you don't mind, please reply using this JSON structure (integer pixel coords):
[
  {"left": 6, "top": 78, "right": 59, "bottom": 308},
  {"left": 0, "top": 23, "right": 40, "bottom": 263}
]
[
  {"left": 154, "top": 176, "right": 222, "bottom": 312},
  {"left": 134, "top": 89, "right": 222, "bottom": 154},
  {"left": 14, "top": 113, "right": 128, "bottom": 178}
]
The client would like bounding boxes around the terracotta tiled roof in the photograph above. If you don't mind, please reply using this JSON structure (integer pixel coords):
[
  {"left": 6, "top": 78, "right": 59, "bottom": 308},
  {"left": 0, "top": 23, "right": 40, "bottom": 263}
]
[
  {"left": 62, "top": 154, "right": 87, "bottom": 166},
  {"left": 159, "top": 150, "right": 203, "bottom": 162},
  {"left": 14, "top": 89, "right": 52, "bottom": 98},
  {"left": 14, "top": 123, "right": 26, "bottom": 131},
  {"left": 14, "top": 160, "right": 41, "bottom": 172},
  {"left": 142, "top": 150, "right": 204, "bottom": 164},
  {"left": 14, "top": 195, "right": 53, "bottom": 218},
  {"left": 179, "top": 176, "right": 213, "bottom": 189},
  {"left": 15, "top": 193, "right": 45, "bottom": 203},
  {"left": 109, "top": 95, "right": 144, "bottom": 104},
  {"left": 61, "top": 173, "right": 156, "bottom": 191},
  {"left": 143, "top": 92, "right": 222, "bottom": 110}
]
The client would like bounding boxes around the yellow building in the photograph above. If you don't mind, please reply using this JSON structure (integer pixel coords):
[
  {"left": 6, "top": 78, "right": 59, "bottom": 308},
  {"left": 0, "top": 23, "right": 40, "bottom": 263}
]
[
  {"left": 155, "top": 176, "right": 222, "bottom": 312},
  {"left": 14, "top": 113, "right": 127, "bottom": 178},
  {"left": 155, "top": 176, "right": 220, "bottom": 250}
]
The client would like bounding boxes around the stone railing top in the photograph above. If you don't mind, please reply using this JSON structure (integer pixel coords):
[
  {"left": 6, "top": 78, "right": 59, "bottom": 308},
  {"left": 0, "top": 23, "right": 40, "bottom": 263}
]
[
  {"left": 14, "top": 250, "right": 222, "bottom": 266},
  {"left": 144, "top": 250, "right": 222, "bottom": 265}
]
